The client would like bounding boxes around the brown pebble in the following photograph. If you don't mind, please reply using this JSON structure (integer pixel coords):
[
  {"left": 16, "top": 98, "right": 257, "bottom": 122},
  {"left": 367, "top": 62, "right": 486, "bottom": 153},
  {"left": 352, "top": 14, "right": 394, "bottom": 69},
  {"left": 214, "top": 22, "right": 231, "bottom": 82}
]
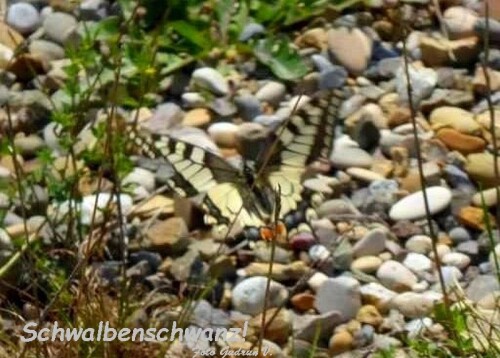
[
  {"left": 291, "top": 292, "right": 316, "bottom": 312},
  {"left": 182, "top": 108, "right": 211, "bottom": 127},
  {"left": 436, "top": 128, "right": 486, "bottom": 154},
  {"left": 329, "top": 330, "right": 353, "bottom": 355},
  {"left": 458, "top": 206, "right": 496, "bottom": 231},
  {"left": 356, "top": 305, "right": 383, "bottom": 327}
]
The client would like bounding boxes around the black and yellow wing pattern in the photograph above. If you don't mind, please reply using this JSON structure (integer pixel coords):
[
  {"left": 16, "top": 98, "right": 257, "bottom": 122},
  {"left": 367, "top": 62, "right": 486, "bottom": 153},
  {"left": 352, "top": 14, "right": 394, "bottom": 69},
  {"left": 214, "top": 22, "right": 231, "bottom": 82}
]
[{"left": 131, "top": 88, "right": 347, "bottom": 235}]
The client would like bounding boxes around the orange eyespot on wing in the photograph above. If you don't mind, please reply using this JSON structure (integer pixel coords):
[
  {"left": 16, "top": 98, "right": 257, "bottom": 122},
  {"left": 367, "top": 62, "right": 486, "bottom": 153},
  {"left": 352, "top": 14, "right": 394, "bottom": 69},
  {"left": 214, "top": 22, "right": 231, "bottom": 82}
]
[{"left": 259, "top": 221, "right": 287, "bottom": 243}]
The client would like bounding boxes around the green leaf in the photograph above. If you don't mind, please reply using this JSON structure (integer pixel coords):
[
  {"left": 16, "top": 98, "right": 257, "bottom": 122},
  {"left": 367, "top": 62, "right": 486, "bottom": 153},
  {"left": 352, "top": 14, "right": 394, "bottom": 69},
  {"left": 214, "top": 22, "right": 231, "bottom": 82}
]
[
  {"left": 215, "top": 0, "right": 233, "bottom": 42},
  {"left": 170, "top": 20, "right": 211, "bottom": 49},
  {"left": 93, "top": 16, "right": 121, "bottom": 42},
  {"left": 253, "top": 37, "right": 308, "bottom": 80}
]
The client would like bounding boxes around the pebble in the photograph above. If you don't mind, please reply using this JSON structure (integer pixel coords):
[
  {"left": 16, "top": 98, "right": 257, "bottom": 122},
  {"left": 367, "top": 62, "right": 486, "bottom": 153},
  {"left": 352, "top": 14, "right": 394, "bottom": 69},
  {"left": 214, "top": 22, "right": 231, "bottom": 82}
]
[
  {"left": 436, "top": 128, "right": 486, "bottom": 154},
  {"left": 330, "top": 146, "right": 373, "bottom": 169},
  {"left": 472, "top": 187, "right": 500, "bottom": 207},
  {"left": 207, "top": 122, "right": 238, "bottom": 148},
  {"left": 146, "top": 217, "right": 190, "bottom": 254},
  {"left": 357, "top": 305, "right": 383, "bottom": 327},
  {"left": 255, "top": 81, "right": 286, "bottom": 105},
  {"left": 429, "top": 106, "right": 481, "bottom": 134},
  {"left": 234, "top": 95, "right": 261, "bottom": 120},
  {"left": 249, "top": 308, "right": 291, "bottom": 344},
  {"left": 441, "top": 252, "right": 471, "bottom": 270},
  {"left": 420, "top": 35, "right": 479, "bottom": 67},
  {"left": 290, "top": 292, "right": 315, "bottom": 312},
  {"left": 369, "top": 180, "right": 399, "bottom": 204},
  {"left": 376, "top": 260, "right": 418, "bottom": 292},
  {"left": 389, "top": 186, "right": 452, "bottom": 221},
  {"left": 308, "top": 244, "right": 331, "bottom": 263},
  {"left": 317, "top": 199, "right": 359, "bottom": 218},
  {"left": 466, "top": 275, "right": 500, "bottom": 302},
  {"left": 359, "top": 282, "right": 397, "bottom": 312},
  {"left": 43, "top": 12, "right": 79, "bottom": 45},
  {"left": 405, "top": 317, "right": 433, "bottom": 339},
  {"left": 294, "top": 311, "right": 344, "bottom": 343},
  {"left": 241, "top": 261, "right": 309, "bottom": 281},
  {"left": 329, "top": 330, "right": 353, "bottom": 355},
  {"left": 295, "top": 28, "right": 328, "bottom": 50},
  {"left": 351, "top": 256, "right": 383, "bottom": 274},
  {"left": 327, "top": 27, "right": 372, "bottom": 75},
  {"left": 465, "top": 152, "right": 500, "bottom": 187},
  {"left": 29, "top": 40, "right": 65, "bottom": 63},
  {"left": 231, "top": 277, "right": 288, "bottom": 315},
  {"left": 395, "top": 65, "right": 437, "bottom": 104},
  {"left": 183, "top": 108, "right": 211, "bottom": 127},
  {"left": 307, "top": 271, "right": 329, "bottom": 291},
  {"left": 347, "top": 167, "right": 385, "bottom": 182},
  {"left": 123, "top": 167, "right": 156, "bottom": 193},
  {"left": 403, "top": 252, "right": 432, "bottom": 272},
  {"left": 191, "top": 67, "right": 229, "bottom": 96},
  {"left": 443, "top": 7, "right": 479, "bottom": 39},
  {"left": 239, "top": 23, "right": 265, "bottom": 41},
  {"left": 438, "top": 266, "right": 463, "bottom": 288},
  {"left": 315, "top": 276, "right": 362, "bottom": 320},
  {"left": 458, "top": 206, "right": 495, "bottom": 230},
  {"left": 473, "top": 66, "right": 500, "bottom": 95},
  {"left": 56, "top": 193, "right": 133, "bottom": 226},
  {"left": 7, "top": 3, "right": 40, "bottom": 35},
  {"left": 353, "top": 228, "right": 387, "bottom": 257},
  {"left": 79, "top": 0, "right": 108, "bottom": 20},
  {"left": 448, "top": 227, "right": 471, "bottom": 243},
  {"left": 390, "top": 292, "right": 440, "bottom": 318}
]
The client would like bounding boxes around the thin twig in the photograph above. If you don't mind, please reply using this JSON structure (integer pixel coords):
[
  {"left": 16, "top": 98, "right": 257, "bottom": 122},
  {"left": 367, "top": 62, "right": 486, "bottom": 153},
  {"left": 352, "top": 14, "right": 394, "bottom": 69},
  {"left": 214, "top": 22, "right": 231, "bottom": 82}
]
[{"left": 401, "top": 29, "right": 450, "bottom": 308}]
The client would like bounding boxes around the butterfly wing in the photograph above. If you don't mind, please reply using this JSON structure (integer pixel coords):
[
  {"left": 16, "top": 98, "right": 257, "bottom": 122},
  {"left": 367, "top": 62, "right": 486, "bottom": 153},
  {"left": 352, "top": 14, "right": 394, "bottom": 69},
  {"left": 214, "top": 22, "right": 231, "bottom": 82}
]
[
  {"left": 261, "top": 89, "right": 347, "bottom": 218},
  {"left": 131, "top": 131, "right": 265, "bottom": 228}
]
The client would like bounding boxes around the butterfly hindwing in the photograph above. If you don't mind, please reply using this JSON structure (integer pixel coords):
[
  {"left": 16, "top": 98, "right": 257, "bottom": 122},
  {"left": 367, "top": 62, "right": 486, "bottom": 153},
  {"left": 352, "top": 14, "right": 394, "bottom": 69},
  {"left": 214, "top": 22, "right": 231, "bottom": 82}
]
[{"left": 259, "top": 88, "right": 346, "bottom": 218}]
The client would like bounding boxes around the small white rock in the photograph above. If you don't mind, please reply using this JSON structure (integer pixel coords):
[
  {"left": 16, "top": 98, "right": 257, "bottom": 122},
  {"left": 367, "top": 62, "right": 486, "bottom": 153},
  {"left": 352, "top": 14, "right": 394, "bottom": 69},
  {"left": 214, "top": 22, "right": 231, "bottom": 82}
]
[
  {"left": 441, "top": 252, "right": 471, "bottom": 270},
  {"left": 377, "top": 260, "right": 418, "bottom": 291},
  {"left": 403, "top": 252, "right": 432, "bottom": 272},
  {"left": 347, "top": 167, "right": 385, "bottom": 182},
  {"left": 207, "top": 122, "right": 239, "bottom": 148},
  {"left": 389, "top": 186, "right": 452, "bottom": 221},
  {"left": 353, "top": 228, "right": 387, "bottom": 257},
  {"left": 405, "top": 235, "right": 433, "bottom": 254}
]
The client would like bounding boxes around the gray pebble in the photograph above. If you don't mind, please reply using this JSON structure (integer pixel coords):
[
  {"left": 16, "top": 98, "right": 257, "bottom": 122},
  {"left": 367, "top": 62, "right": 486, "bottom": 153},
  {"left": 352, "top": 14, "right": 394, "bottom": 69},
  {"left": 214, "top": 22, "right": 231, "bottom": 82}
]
[
  {"left": 448, "top": 227, "right": 471, "bottom": 244},
  {"left": 466, "top": 275, "right": 500, "bottom": 302},
  {"left": 43, "top": 12, "right": 79, "bottom": 45},
  {"left": 353, "top": 228, "right": 387, "bottom": 257},
  {"left": 315, "top": 276, "right": 361, "bottom": 320},
  {"left": 79, "top": 0, "right": 109, "bottom": 21},
  {"left": 255, "top": 81, "right": 286, "bottom": 105},
  {"left": 318, "top": 67, "right": 348, "bottom": 90},
  {"left": 7, "top": 3, "right": 40, "bottom": 35},
  {"left": 29, "top": 40, "right": 65, "bottom": 62},
  {"left": 234, "top": 94, "right": 262, "bottom": 121},
  {"left": 231, "top": 276, "right": 288, "bottom": 315},
  {"left": 330, "top": 146, "right": 373, "bottom": 169},
  {"left": 192, "top": 67, "right": 229, "bottom": 96},
  {"left": 239, "top": 23, "right": 265, "bottom": 41},
  {"left": 396, "top": 66, "right": 437, "bottom": 105}
]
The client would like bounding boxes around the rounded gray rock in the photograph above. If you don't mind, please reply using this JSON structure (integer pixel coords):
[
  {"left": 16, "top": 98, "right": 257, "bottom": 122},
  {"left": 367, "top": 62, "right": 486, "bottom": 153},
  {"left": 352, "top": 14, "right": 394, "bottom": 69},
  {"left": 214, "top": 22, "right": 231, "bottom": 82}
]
[
  {"left": 43, "top": 12, "right": 79, "bottom": 45},
  {"left": 315, "top": 276, "right": 361, "bottom": 320},
  {"left": 330, "top": 146, "right": 373, "bottom": 169},
  {"left": 7, "top": 3, "right": 40, "bottom": 35},
  {"left": 192, "top": 67, "right": 229, "bottom": 96},
  {"left": 231, "top": 276, "right": 288, "bottom": 315}
]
